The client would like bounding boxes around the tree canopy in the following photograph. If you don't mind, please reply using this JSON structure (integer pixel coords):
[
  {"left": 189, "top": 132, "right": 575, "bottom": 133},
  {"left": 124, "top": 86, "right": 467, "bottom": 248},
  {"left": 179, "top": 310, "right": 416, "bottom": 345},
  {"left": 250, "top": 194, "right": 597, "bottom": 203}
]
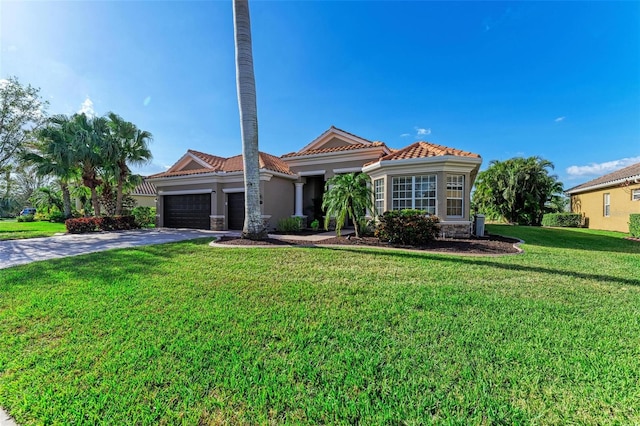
[
  {"left": 472, "top": 156, "right": 564, "bottom": 226},
  {"left": 322, "top": 172, "right": 374, "bottom": 237}
]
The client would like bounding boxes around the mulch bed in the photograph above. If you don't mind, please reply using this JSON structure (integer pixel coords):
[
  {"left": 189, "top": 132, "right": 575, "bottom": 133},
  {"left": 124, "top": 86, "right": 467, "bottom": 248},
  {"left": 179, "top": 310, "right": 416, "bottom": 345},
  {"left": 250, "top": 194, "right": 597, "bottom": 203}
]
[{"left": 213, "top": 233, "right": 522, "bottom": 255}]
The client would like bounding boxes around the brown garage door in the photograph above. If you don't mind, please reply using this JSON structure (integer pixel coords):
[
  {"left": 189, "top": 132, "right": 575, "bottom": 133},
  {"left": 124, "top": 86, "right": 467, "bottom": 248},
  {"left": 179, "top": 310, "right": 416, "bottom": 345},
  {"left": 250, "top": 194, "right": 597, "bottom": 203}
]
[
  {"left": 164, "top": 193, "right": 211, "bottom": 229},
  {"left": 227, "top": 192, "right": 245, "bottom": 230}
]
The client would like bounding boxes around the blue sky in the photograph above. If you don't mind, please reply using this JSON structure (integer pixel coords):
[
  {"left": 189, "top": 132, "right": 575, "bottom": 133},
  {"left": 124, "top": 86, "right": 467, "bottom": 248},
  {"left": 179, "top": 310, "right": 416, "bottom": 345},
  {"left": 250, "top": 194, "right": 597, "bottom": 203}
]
[{"left": 1, "top": 0, "right": 639, "bottom": 187}]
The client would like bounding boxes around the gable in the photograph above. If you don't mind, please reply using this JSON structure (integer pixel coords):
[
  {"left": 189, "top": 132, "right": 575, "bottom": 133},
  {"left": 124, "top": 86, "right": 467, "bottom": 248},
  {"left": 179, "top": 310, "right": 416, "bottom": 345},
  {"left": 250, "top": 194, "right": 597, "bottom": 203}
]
[
  {"left": 297, "top": 126, "right": 373, "bottom": 154},
  {"left": 181, "top": 160, "right": 208, "bottom": 171}
]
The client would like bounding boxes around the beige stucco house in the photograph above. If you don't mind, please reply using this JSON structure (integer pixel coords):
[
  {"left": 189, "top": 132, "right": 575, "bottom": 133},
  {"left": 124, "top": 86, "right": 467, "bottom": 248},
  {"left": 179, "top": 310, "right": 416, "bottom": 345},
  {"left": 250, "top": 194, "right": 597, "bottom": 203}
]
[
  {"left": 148, "top": 126, "right": 482, "bottom": 237},
  {"left": 566, "top": 162, "right": 640, "bottom": 233},
  {"left": 130, "top": 179, "right": 157, "bottom": 208}
]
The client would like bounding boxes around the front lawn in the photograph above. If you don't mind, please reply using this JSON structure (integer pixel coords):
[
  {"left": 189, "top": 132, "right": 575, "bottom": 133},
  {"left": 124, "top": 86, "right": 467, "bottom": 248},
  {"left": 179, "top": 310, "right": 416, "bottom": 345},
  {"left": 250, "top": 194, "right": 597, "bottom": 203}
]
[
  {"left": 0, "top": 219, "right": 66, "bottom": 241},
  {"left": 0, "top": 225, "right": 638, "bottom": 424}
]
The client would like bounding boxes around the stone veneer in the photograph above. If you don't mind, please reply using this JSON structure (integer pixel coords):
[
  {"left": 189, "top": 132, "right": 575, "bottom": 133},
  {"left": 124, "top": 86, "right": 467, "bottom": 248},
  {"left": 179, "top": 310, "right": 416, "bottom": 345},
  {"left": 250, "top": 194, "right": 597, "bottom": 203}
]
[
  {"left": 438, "top": 222, "right": 472, "bottom": 239},
  {"left": 210, "top": 216, "right": 225, "bottom": 231}
]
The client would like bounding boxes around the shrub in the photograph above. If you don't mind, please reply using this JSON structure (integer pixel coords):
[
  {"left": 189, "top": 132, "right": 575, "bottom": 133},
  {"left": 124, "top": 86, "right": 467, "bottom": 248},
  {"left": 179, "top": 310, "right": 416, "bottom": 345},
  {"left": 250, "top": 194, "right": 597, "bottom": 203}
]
[
  {"left": 630, "top": 214, "right": 640, "bottom": 238},
  {"left": 541, "top": 213, "right": 583, "bottom": 228},
  {"left": 65, "top": 216, "right": 139, "bottom": 233},
  {"left": 48, "top": 211, "right": 68, "bottom": 223},
  {"left": 66, "top": 217, "right": 100, "bottom": 233},
  {"left": 16, "top": 214, "right": 35, "bottom": 223},
  {"left": 132, "top": 206, "right": 156, "bottom": 228},
  {"left": 375, "top": 209, "right": 440, "bottom": 245},
  {"left": 277, "top": 216, "right": 304, "bottom": 233},
  {"left": 310, "top": 219, "right": 320, "bottom": 232}
]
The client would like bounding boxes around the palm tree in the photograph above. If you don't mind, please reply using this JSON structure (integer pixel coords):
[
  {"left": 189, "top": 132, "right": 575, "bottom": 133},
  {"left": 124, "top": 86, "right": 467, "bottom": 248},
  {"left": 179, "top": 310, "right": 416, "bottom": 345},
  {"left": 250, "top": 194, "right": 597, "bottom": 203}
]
[
  {"left": 106, "top": 113, "right": 152, "bottom": 215},
  {"left": 70, "top": 113, "right": 108, "bottom": 217},
  {"left": 25, "top": 114, "right": 78, "bottom": 218},
  {"left": 322, "top": 172, "right": 374, "bottom": 238},
  {"left": 233, "top": 0, "right": 266, "bottom": 240}
]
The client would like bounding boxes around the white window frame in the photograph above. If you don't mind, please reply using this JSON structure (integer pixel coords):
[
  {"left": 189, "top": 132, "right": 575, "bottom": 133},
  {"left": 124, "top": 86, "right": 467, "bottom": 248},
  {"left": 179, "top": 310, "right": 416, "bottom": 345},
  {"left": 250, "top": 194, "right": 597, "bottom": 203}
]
[
  {"left": 632, "top": 189, "right": 640, "bottom": 201},
  {"left": 446, "top": 175, "right": 464, "bottom": 217},
  {"left": 604, "top": 193, "right": 610, "bottom": 217},
  {"left": 374, "top": 178, "right": 384, "bottom": 216},
  {"left": 391, "top": 175, "right": 437, "bottom": 215}
]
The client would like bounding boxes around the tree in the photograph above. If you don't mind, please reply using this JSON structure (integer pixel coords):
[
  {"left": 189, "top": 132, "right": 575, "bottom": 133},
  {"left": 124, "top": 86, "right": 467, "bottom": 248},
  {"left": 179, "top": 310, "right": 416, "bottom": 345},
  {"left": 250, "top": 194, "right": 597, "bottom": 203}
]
[
  {"left": 25, "top": 114, "right": 78, "bottom": 218},
  {"left": 0, "top": 77, "right": 48, "bottom": 174},
  {"left": 322, "top": 172, "right": 374, "bottom": 238},
  {"left": 105, "top": 112, "right": 152, "bottom": 215},
  {"left": 472, "top": 156, "right": 564, "bottom": 225},
  {"left": 233, "top": 0, "right": 266, "bottom": 240}
]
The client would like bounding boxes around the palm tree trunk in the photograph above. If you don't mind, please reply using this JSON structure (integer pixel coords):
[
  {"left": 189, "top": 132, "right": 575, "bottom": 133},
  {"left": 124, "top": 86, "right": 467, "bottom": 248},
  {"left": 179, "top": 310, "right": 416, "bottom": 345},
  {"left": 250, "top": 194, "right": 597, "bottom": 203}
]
[
  {"left": 61, "top": 182, "right": 72, "bottom": 218},
  {"left": 115, "top": 173, "right": 124, "bottom": 216},
  {"left": 90, "top": 186, "right": 101, "bottom": 217},
  {"left": 233, "top": 0, "right": 266, "bottom": 240}
]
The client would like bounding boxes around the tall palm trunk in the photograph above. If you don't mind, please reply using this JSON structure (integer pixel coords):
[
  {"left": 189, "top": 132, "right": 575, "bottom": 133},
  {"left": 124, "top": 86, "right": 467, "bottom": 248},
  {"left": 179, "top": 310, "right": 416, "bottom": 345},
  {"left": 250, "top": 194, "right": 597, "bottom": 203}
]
[
  {"left": 61, "top": 181, "right": 72, "bottom": 218},
  {"left": 233, "top": 0, "right": 266, "bottom": 240}
]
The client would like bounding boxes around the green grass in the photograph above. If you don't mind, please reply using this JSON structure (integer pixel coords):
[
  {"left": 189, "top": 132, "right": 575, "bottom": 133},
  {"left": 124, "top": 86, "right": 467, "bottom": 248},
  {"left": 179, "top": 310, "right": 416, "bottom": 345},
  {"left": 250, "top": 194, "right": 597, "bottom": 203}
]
[
  {"left": 1, "top": 225, "right": 639, "bottom": 424},
  {"left": 0, "top": 219, "right": 66, "bottom": 240}
]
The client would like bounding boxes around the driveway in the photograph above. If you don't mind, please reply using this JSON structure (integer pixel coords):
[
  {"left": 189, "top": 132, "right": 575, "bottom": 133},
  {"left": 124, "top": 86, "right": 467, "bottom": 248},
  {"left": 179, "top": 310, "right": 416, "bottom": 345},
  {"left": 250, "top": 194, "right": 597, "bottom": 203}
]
[{"left": 0, "top": 228, "right": 227, "bottom": 270}]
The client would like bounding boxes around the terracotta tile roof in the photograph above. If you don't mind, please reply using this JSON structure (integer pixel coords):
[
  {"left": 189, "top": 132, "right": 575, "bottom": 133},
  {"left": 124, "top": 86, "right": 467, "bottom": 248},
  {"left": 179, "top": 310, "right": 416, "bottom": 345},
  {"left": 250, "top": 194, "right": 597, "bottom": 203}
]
[
  {"left": 566, "top": 162, "right": 640, "bottom": 193},
  {"left": 131, "top": 180, "right": 156, "bottom": 196},
  {"left": 282, "top": 141, "right": 387, "bottom": 158},
  {"left": 367, "top": 141, "right": 480, "bottom": 165},
  {"left": 149, "top": 150, "right": 294, "bottom": 178}
]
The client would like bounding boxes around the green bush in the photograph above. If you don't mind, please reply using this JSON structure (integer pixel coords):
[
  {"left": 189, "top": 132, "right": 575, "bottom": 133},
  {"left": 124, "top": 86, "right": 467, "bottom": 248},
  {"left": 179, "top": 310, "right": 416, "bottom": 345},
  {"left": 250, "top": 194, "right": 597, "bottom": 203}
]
[
  {"left": 48, "top": 211, "right": 68, "bottom": 223},
  {"left": 375, "top": 209, "right": 440, "bottom": 245},
  {"left": 310, "top": 219, "right": 320, "bottom": 231},
  {"left": 541, "top": 213, "right": 582, "bottom": 228},
  {"left": 132, "top": 206, "right": 156, "bottom": 228},
  {"left": 629, "top": 214, "right": 640, "bottom": 238},
  {"left": 277, "top": 216, "right": 304, "bottom": 233},
  {"left": 16, "top": 214, "right": 35, "bottom": 223}
]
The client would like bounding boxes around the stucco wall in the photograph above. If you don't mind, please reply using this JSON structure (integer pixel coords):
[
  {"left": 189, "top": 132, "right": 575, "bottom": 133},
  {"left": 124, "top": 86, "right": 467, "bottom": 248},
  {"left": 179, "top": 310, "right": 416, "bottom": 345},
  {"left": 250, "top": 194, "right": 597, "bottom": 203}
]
[
  {"left": 262, "top": 177, "right": 295, "bottom": 231},
  {"left": 571, "top": 183, "right": 640, "bottom": 233},
  {"left": 131, "top": 195, "right": 156, "bottom": 208}
]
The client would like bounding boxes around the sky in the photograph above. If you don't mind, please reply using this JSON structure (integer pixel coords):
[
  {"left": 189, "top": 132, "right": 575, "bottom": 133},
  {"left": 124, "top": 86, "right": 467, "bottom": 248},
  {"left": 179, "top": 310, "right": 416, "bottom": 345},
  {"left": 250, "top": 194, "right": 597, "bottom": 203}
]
[{"left": 1, "top": 0, "right": 639, "bottom": 187}]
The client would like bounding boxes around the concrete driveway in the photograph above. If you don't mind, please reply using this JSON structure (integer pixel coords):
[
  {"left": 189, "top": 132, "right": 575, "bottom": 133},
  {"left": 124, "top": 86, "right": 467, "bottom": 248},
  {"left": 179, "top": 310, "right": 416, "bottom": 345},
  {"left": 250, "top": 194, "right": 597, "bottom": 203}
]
[{"left": 0, "top": 228, "right": 227, "bottom": 270}]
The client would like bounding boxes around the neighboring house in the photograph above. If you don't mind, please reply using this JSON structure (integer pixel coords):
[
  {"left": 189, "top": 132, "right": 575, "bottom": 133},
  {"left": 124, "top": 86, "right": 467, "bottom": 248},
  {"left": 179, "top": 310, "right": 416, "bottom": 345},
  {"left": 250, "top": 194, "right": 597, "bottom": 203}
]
[
  {"left": 565, "top": 162, "right": 640, "bottom": 233},
  {"left": 130, "top": 179, "right": 157, "bottom": 208},
  {"left": 148, "top": 126, "right": 482, "bottom": 237}
]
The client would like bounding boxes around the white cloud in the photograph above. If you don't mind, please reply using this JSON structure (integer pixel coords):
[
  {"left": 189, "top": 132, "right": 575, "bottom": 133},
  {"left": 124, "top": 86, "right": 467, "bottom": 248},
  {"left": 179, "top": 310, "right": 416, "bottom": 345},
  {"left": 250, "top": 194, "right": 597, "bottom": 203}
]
[
  {"left": 554, "top": 116, "right": 565, "bottom": 122},
  {"left": 415, "top": 127, "right": 431, "bottom": 137},
  {"left": 400, "top": 133, "right": 410, "bottom": 137},
  {"left": 78, "top": 97, "right": 95, "bottom": 118},
  {"left": 143, "top": 96, "right": 151, "bottom": 107},
  {"left": 566, "top": 156, "right": 640, "bottom": 178}
]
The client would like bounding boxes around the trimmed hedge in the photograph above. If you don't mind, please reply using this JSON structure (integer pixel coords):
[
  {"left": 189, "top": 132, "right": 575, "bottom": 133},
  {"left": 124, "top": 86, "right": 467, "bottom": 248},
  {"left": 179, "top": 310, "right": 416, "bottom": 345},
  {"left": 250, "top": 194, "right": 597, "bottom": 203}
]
[
  {"left": 276, "top": 216, "right": 304, "bottom": 233},
  {"left": 375, "top": 209, "right": 440, "bottom": 245},
  {"left": 66, "top": 216, "right": 138, "bottom": 234},
  {"left": 541, "top": 213, "right": 582, "bottom": 228},
  {"left": 630, "top": 214, "right": 640, "bottom": 238}
]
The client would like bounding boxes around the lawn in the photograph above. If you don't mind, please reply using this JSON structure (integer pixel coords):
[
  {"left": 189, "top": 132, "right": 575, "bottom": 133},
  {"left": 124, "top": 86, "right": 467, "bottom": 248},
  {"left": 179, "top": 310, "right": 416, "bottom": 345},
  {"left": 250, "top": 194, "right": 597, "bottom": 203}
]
[
  {"left": 0, "top": 219, "right": 66, "bottom": 241},
  {"left": 0, "top": 225, "right": 639, "bottom": 424}
]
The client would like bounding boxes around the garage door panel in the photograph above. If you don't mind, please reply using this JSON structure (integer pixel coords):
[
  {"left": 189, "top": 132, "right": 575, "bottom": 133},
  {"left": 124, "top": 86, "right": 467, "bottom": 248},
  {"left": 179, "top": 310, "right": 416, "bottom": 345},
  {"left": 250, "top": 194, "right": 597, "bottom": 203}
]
[{"left": 164, "top": 193, "right": 211, "bottom": 229}]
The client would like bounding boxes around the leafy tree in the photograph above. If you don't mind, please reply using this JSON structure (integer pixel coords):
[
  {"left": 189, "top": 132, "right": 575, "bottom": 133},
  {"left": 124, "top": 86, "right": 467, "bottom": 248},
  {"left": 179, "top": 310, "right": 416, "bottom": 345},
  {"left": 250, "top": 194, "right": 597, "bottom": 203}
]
[
  {"left": 472, "top": 156, "right": 563, "bottom": 225},
  {"left": 105, "top": 112, "right": 152, "bottom": 215},
  {"left": 234, "top": 0, "right": 266, "bottom": 240},
  {"left": 322, "top": 172, "right": 374, "bottom": 238},
  {"left": 0, "top": 77, "right": 48, "bottom": 174},
  {"left": 30, "top": 186, "right": 63, "bottom": 214}
]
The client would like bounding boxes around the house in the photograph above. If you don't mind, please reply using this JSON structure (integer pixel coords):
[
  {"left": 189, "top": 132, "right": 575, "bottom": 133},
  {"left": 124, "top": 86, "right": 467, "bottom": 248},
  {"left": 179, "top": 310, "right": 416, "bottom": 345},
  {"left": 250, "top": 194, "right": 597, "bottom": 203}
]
[
  {"left": 130, "top": 179, "right": 157, "bottom": 208},
  {"left": 148, "top": 126, "right": 482, "bottom": 237},
  {"left": 565, "top": 162, "right": 640, "bottom": 233}
]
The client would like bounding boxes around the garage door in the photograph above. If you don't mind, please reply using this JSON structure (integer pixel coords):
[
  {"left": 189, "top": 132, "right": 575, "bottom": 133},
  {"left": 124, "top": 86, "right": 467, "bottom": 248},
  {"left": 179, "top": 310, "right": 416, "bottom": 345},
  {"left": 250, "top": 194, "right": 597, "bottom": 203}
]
[
  {"left": 227, "top": 192, "right": 245, "bottom": 230},
  {"left": 164, "top": 193, "right": 211, "bottom": 229}
]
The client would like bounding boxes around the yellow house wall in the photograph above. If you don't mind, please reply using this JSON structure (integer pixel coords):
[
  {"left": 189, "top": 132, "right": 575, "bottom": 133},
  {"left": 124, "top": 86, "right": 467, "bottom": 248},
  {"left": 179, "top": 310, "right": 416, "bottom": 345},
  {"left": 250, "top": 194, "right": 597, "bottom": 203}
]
[{"left": 571, "top": 183, "right": 640, "bottom": 233}]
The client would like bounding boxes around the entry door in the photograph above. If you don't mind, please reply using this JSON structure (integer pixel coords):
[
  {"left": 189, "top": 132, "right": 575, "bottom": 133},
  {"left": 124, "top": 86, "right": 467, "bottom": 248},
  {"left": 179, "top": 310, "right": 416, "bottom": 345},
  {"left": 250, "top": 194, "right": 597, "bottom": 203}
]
[{"left": 227, "top": 192, "right": 245, "bottom": 230}]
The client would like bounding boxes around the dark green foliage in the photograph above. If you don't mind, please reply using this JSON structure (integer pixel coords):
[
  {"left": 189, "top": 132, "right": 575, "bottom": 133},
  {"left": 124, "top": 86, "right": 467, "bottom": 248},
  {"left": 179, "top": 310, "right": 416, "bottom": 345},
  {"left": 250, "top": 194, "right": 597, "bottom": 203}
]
[
  {"left": 375, "top": 209, "right": 440, "bottom": 245},
  {"left": 472, "top": 156, "right": 564, "bottom": 225},
  {"left": 541, "top": 213, "right": 583, "bottom": 228},
  {"left": 322, "top": 172, "right": 374, "bottom": 237},
  {"left": 47, "top": 211, "right": 67, "bottom": 223},
  {"left": 630, "top": 214, "right": 640, "bottom": 237},
  {"left": 310, "top": 219, "right": 320, "bottom": 231},
  {"left": 131, "top": 206, "right": 156, "bottom": 227},
  {"left": 276, "top": 216, "right": 303, "bottom": 233}
]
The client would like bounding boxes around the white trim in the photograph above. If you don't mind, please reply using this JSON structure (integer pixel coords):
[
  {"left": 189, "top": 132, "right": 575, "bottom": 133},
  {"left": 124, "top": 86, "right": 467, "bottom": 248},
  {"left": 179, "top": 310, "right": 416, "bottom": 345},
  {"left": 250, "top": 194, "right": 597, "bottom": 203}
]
[
  {"left": 363, "top": 155, "right": 481, "bottom": 173},
  {"left": 298, "top": 127, "right": 373, "bottom": 152},
  {"left": 222, "top": 187, "right": 244, "bottom": 193},
  {"left": 284, "top": 148, "right": 385, "bottom": 167},
  {"left": 158, "top": 189, "right": 213, "bottom": 196},
  {"left": 210, "top": 215, "right": 225, "bottom": 218},
  {"left": 633, "top": 189, "right": 640, "bottom": 201},
  {"left": 298, "top": 170, "right": 326, "bottom": 177},
  {"left": 333, "top": 167, "right": 362, "bottom": 174},
  {"left": 566, "top": 175, "right": 640, "bottom": 195}
]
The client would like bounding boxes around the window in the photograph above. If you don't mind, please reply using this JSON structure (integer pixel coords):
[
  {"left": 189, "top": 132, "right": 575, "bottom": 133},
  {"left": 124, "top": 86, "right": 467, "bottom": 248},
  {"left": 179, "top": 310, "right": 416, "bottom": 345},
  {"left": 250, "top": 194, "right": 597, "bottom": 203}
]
[
  {"left": 391, "top": 175, "right": 436, "bottom": 214},
  {"left": 374, "top": 178, "right": 384, "bottom": 215},
  {"left": 633, "top": 189, "right": 640, "bottom": 201},
  {"left": 446, "top": 175, "right": 464, "bottom": 217},
  {"left": 604, "top": 193, "right": 610, "bottom": 217}
]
